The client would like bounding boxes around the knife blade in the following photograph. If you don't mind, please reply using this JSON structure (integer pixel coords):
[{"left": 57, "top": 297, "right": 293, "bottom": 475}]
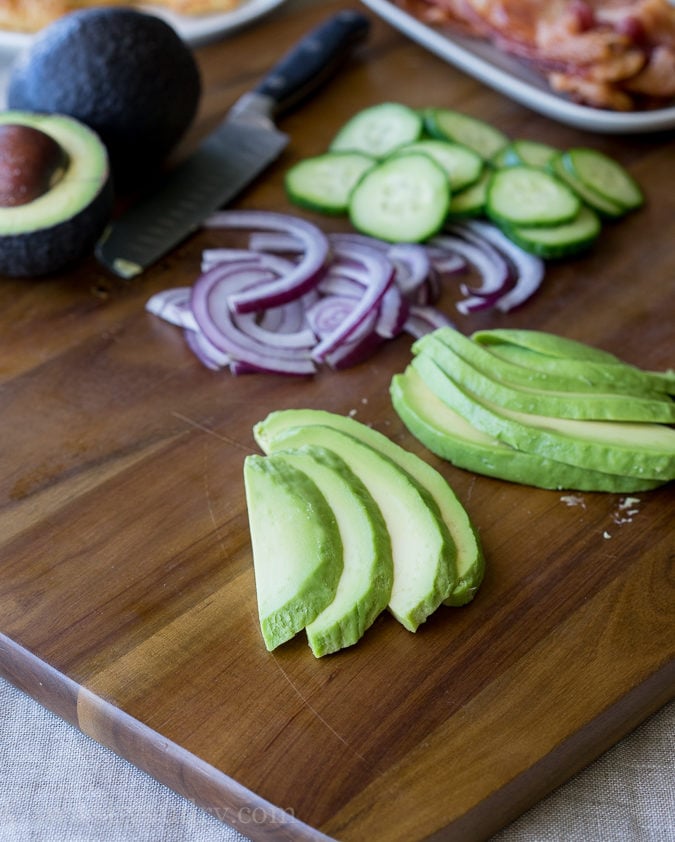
[{"left": 95, "top": 9, "right": 370, "bottom": 278}]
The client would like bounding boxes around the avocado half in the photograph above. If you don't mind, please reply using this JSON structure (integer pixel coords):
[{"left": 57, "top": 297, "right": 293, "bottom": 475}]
[
  {"left": 7, "top": 8, "right": 202, "bottom": 183},
  {"left": 0, "top": 110, "right": 113, "bottom": 278}
]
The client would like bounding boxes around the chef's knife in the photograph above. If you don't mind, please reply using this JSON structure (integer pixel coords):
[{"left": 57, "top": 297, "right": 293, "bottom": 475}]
[{"left": 95, "top": 9, "right": 370, "bottom": 278}]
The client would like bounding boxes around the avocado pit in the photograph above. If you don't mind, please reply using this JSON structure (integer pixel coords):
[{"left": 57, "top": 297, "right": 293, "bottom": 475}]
[
  {"left": 0, "top": 123, "right": 69, "bottom": 207},
  {"left": 0, "top": 110, "right": 113, "bottom": 278}
]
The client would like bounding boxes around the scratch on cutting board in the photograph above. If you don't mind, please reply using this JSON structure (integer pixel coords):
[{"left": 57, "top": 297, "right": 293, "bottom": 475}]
[
  {"left": 171, "top": 411, "right": 253, "bottom": 454},
  {"left": 270, "top": 657, "right": 369, "bottom": 765}
]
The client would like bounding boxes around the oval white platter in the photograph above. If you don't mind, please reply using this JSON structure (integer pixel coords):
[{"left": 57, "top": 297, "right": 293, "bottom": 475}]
[{"left": 360, "top": 0, "right": 675, "bottom": 135}]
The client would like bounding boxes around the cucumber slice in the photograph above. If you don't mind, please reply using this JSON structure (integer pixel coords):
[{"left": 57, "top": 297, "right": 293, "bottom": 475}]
[
  {"left": 348, "top": 152, "right": 450, "bottom": 243},
  {"left": 549, "top": 152, "right": 625, "bottom": 218},
  {"left": 501, "top": 205, "right": 601, "bottom": 259},
  {"left": 329, "top": 102, "right": 423, "bottom": 158},
  {"left": 423, "top": 107, "right": 509, "bottom": 160},
  {"left": 447, "top": 169, "right": 490, "bottom": 217},
  {"left": 563, "top": 148, "right": 644, "bottom": 211},
  {"left": 394, "top": 139, "right": 483, "bottom": 192},
  {"left": 493, "top": 139, "right": 559, "bottom": 169},
  {"left": 285, "top": 151, "right": 376, "bottom": 214},
  {"left": 486, "top": 165, "right": 581, "bottom": 227}
]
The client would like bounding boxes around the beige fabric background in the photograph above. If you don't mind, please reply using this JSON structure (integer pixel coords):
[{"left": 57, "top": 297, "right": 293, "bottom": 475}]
[{"left": 1, "top": 677, "right": 672, "bottom": 841}]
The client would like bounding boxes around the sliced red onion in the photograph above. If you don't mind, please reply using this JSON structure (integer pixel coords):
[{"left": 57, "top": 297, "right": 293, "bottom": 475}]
[
  {"left": 430, "top": 234, "right": 512, "bottom": 300},
  {"left": 233, "top": 310, "right": 316, "bottom": 349},
  {"left": 311, "top": 241, "right": 394, "bottom": 362},
  {"left": 190, "top": 262, "right": 317, "bottom": 376},
  {"left": 247, "top": 231, "right": 304, "bottom": 253},
  {"left": 204, "top": 210, "right": 329, "bottom": 313},
  {"left": 323, "top": 327, "right": 386, "bottom": 370},
  {"left": 184, "top": 328, "right": 231, "bottom": 370},
  {"left": 403, "top": 305, "right": 456, "bottom": 338},
  {"left": 306, "top": 295, "right": 358, "bottom": 338},
  {"left": 375, "top": 284, "right": 409, "bottom": 339},
  {"left": 146, "top": 287, "right": 198, "bottom": 331},
  {"left": 454, "top": 219, "right": 545, "bottom": 312},
  {"left": 387, "top": 243, "right": 431, "bottom": 299},
  {"left": 317, "top": 273, "right": 366, "bottom": 298}
]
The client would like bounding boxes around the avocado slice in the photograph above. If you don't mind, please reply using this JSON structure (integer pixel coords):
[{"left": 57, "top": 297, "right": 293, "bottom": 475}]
[
  {"left": 255, "top": 422, "right": 457, "bottom": 632},
  {"left": 0, "top": 111, "right": 113, "bottom": 277},
  {"left": 473, "top": 329, "right": 675, "bottom": 396},
  {"left": 417, "top": 331, "right": 675, "bottom": 423},
  {"left": 391, "top": 366, "right": 662, "bottom": 493},
  {"left": 411, "top": 352, "right": 675, "bottom": 482},
  {"left": 271, "top": 446, "right": 394, "bottom": 657},
  {"left": 243, "top": 455, "right": 343, "bottom": 651},
  {"left": 255, "top": 408, "right": 484, "bottom": 607}
]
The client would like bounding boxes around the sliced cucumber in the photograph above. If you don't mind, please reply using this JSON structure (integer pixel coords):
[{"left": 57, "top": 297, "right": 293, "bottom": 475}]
[
  {"left": 447, "top": 169, "right": 490, "bottom": 217},
  {"left": 493, "top": 139, "right": 559, "bottom": 169},
  {"left": 549, "top": 152, "right": 625, "bottom": 218},
  {"left": 348, "top": 152, "right": 450, "bottom": 243},
  {"left": 285, "top": 151, "right": 376, "bottom": 214},
  {"left": 562, "top": 148, "right": 644, "bottom": 212},
  {"left": 423, "top": 107, "right": 509, "bottom": 160},
  {"left": 329, "top": 102, "right": 423, "bottom": 158},
  {"left": 501, "top": 205, "right": 601, "bottom": 259},
  {"left": 486, "top": 165, "right": 581, "bottom": 227},
  {"left": 394, "top": 139, "right": 483, "bottom": 192}
]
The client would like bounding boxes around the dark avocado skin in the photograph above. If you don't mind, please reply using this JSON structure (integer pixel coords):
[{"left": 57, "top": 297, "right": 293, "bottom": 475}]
[
  {"left": 8, "top": 9, "right": 201, "bottom": 184},
  {"left": 0, "top": 178, "right": 113, "bottom": 278}
]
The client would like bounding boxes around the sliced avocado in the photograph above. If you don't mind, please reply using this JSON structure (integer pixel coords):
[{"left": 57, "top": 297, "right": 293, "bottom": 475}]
[
  {"left": 255, "top": 422, "right": 457, "bottom": 632},
  {"left": 473, "top": 333, "right": 675, "bottom": 397},
  {"left": 0, "top": 110, "right": 112, "bottom": 277},
  {"left": 417, "top": 331, "right": 675, "bottom": 423},
  {"left": 8, "top": 8, "right": 201, "bottom": 182},
  {"left": 243, "top": 454, "right": 343, "bottom": 651},
  {"left": 272, "top": 446, "right": 393, "bottom": 657},
  {"left": 411, "top": 352, "right": 675, "bottom": 482},
  {"left": 255, "top": 409, "right": 484, "bottom": 607},
  {"left": 391, "top": 366, "right": 662, "bottom": 493}
]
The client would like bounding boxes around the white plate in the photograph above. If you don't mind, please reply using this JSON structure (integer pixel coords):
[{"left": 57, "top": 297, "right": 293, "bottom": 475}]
[
  {"left": 0, "top": 0, "right": 287, "bottom": 51},
  {"left": 360, "top": 0, "right": 675, "bottom": 134}
]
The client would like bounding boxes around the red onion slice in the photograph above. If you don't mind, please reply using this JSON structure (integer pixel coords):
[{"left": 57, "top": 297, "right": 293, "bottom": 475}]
[
  {"left": 403, "top": 305, "right": 456, "bottom": 339},
  {"left": 146, "top": 287, "right": 198, "bottom": 331},
  {"left": 184, "top": 328, "right": 231, "bottom": 370},
  {"left": 306, "top": 295, "right": 358, "bottom": 338},
  {"left": 204, "top": 211, "right": 329, "bottom": 313},
  {"left": 454, "top": 219, "right": 545, "bottom": 312},
  {"left": 375, "top": 284, "right": 409, "bottom": 339},
  {"left": 311, "top": 241, "right": 394, "bottom": 362},
  {"left": 430, "top": 234, "right": 512, "bottom": 301}
]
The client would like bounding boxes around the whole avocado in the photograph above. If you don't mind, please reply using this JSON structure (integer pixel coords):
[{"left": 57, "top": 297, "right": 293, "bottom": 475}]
[
  {"left": 7, "top": 8, "right": 202, "bottom": 183},
  {"left": 0, "top": 110, "right": 113, "bottom": 278}
]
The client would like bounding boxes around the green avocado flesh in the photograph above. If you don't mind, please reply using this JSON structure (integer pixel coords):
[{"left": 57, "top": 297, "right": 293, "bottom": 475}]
[
  {"left": 394, "top": 327, "right": 675, "bottom": 490},
  {"left": 255, "top": 408, "right": 484, "bottom": 608},
  {"left": 255, "top": 420, "right": 458, "bottom": 632},
  {"left": 274, "top": 446, "right": 394, "bottom": 657},
  {"left": 391, "top": 367, "right": 662, "bottom": 493},
  {"left": 418, "top": 330, "right": 675, "bottom": 423},
  {"left": 243, "top": 455, "right": 343, "bottom": 651},
  {"left": 0, "top": 111, "right": 109, "bottom": 236},
  {"left": 0, "top": 111, "right": 112, "bottom": 277}
]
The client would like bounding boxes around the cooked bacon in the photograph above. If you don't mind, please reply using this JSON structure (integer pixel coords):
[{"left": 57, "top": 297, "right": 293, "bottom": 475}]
[{"left": 394, "top": 0, "right": 675, "bottom": 110}]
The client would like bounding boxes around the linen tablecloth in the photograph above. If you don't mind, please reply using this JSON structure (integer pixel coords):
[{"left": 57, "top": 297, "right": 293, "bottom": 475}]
[{"left": 1, "top": 677, "right": 672, "bottom": 841}]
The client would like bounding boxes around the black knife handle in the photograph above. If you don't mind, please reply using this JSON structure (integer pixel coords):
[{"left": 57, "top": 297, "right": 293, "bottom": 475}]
[{"left": 254, "top": 9, "right": 370, "bottom": 117}]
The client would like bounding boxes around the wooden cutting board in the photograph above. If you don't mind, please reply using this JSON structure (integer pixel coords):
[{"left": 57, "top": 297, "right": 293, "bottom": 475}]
[{"left": 1, "top": 2, "right": 673, "bottom": 839}]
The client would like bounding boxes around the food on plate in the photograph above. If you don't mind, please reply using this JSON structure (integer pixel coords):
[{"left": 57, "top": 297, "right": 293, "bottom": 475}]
[
  {"left": 247, "top": 409, "right": 484, "bottom": 654},
  {"left": 254, "top": 408, "right": 485, "bottom": 607},
  {"left": 0, "top": 110, "right": 113, "bottom": 277},
  {"left": 286, "top": 103, "right": 644, "bottom": 257},
  {"left": 392, "top": 0, "right": 675, "bottom": 110},
  {"left": 391, "top": 326, "right": 675, "bottom": 491},
  {"left": 0, "top": 0, "right": 240, "bottom": 33},
  {"left": 7, "top": 8, "right": 201, "bottom": 182}
]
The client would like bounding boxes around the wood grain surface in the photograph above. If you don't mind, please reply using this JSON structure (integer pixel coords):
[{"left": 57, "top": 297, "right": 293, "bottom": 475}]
[{"left": 1, "top": 2, "right": 673, "bottom": 840}]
